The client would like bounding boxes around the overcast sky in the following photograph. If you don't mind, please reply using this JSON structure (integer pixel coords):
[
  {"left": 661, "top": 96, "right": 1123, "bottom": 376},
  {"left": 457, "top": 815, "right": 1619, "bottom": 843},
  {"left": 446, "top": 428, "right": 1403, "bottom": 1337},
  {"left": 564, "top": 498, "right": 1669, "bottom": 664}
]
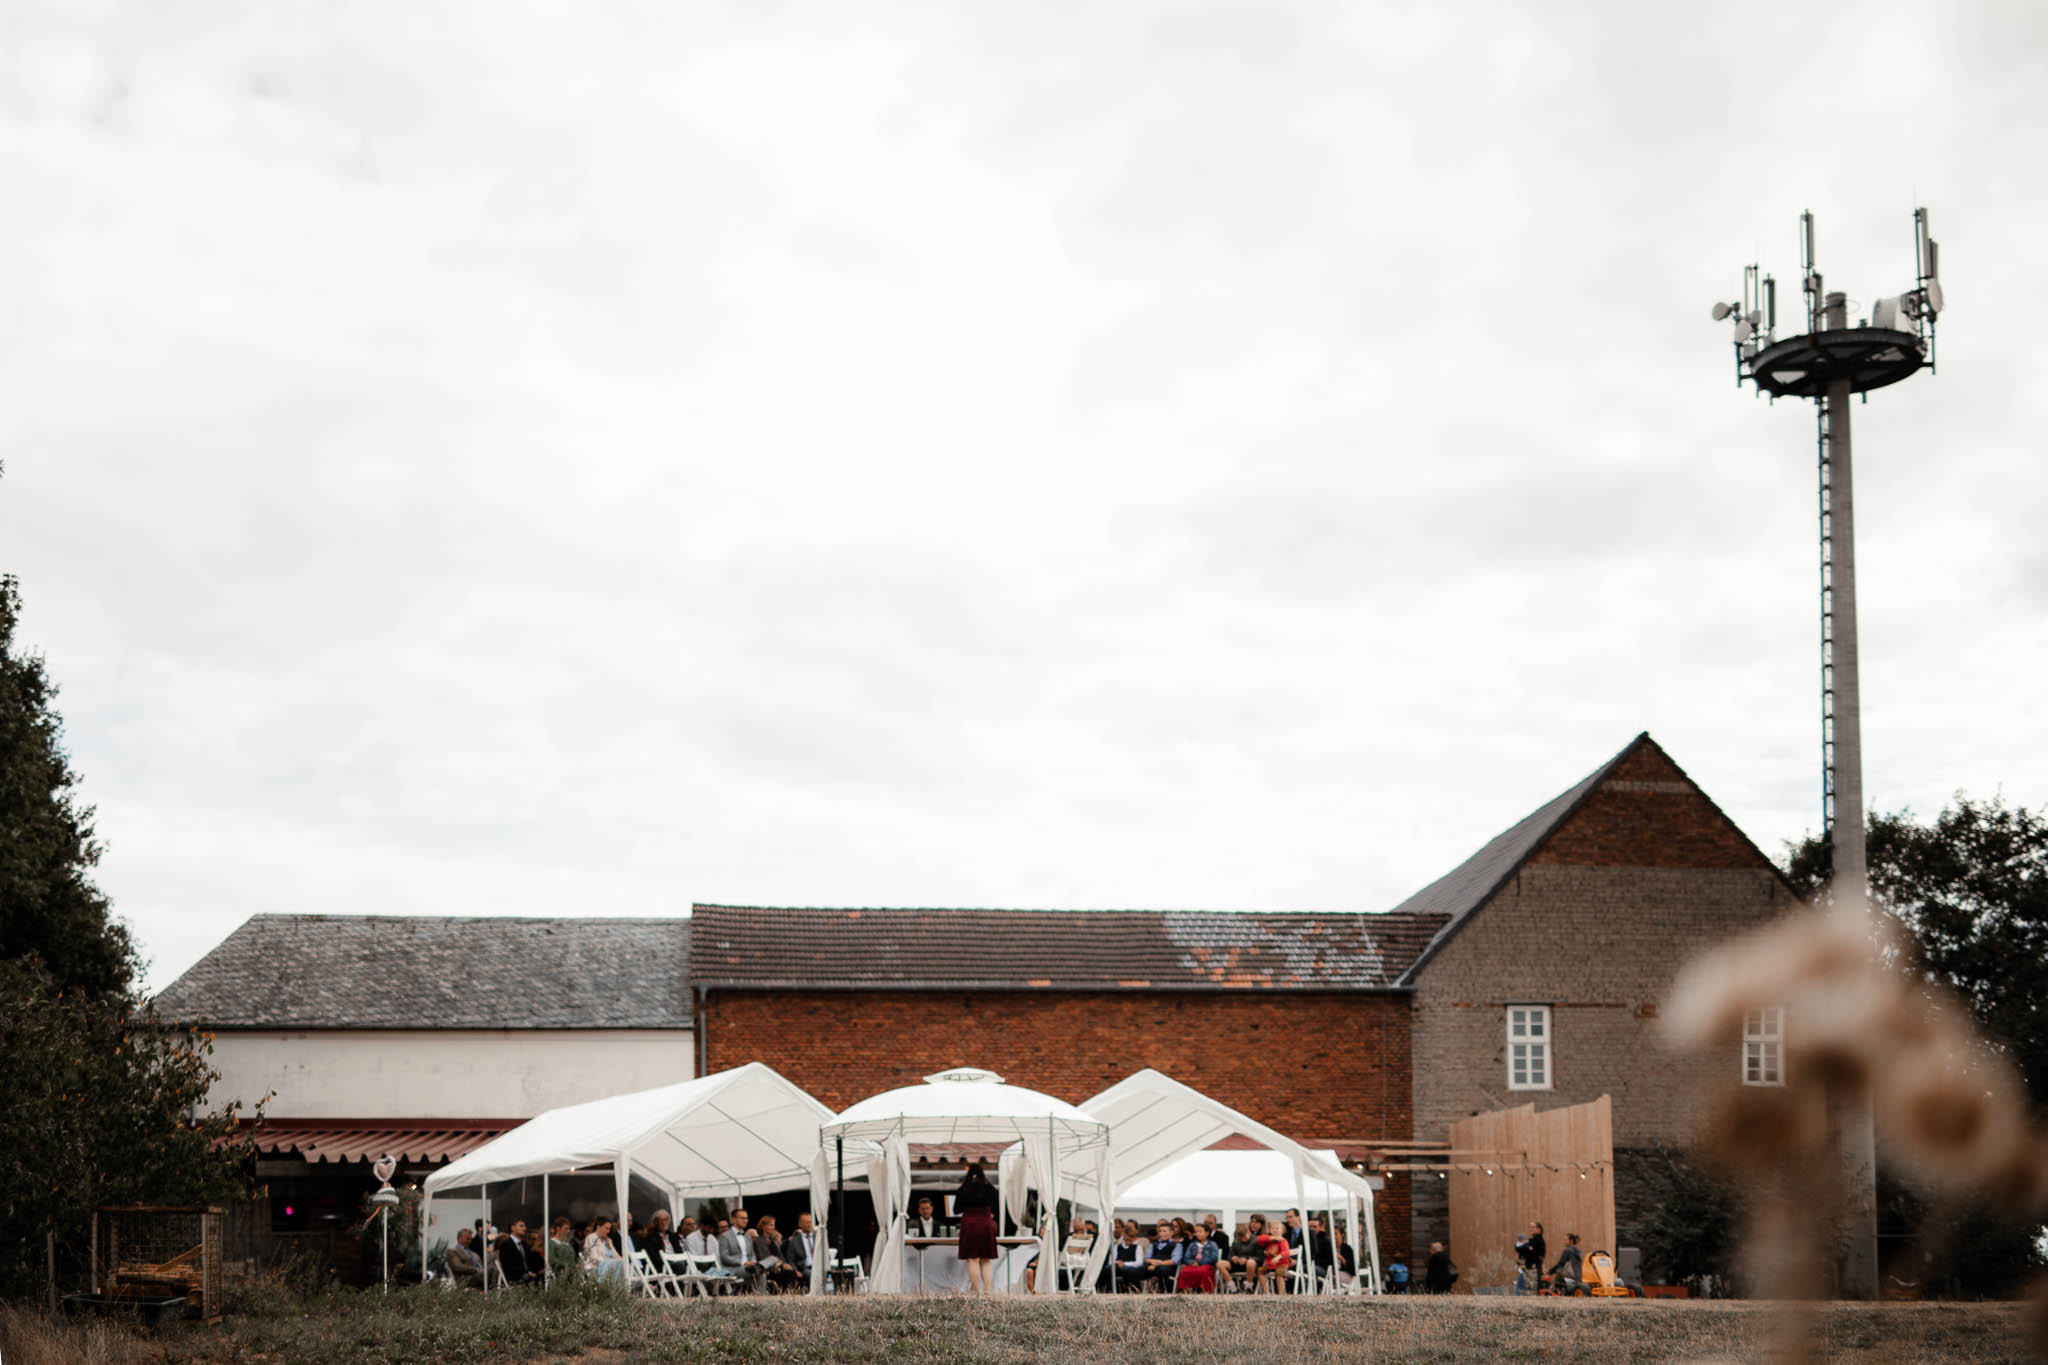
[{"left": 4, "top": 1, "right": 2044, "bottom": 993}]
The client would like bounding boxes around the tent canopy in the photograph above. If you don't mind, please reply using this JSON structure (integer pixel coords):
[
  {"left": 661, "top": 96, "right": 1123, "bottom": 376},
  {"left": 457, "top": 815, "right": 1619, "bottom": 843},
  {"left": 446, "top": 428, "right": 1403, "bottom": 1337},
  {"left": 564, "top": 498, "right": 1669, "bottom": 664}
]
[
  {"left": 1059, "top": 1067, "right": 1382, "bottom": 1294},
  {"left": 1114, "top": 1147, "right": 1360, "bottom": 1213},
  {"left": 425, "top": 1061, "right": 851, "bottom": 1198},
  {"left": 822, "top": 1067, "right": 1109, "bottom": 1147},
  {"left": 821, "top": 1068, "right": 1109, "bottom": 1295},
  {"left": 1076, "top": 1068, "right": 1365, "bottom": 1197}
]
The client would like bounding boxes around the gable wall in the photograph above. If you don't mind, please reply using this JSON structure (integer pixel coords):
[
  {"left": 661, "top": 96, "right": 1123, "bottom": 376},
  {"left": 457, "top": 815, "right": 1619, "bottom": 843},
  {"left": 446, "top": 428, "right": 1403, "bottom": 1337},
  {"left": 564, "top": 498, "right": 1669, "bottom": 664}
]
[{"left": 1407, "top": 751, "right": 1799, "bottom": 1253}]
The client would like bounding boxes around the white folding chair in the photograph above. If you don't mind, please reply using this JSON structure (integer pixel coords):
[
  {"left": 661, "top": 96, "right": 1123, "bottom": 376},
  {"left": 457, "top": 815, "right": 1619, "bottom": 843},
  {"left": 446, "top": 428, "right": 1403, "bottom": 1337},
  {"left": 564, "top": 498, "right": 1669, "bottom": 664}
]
[
  {"left": 687, "top": 1254, "right": 740, "bottom": 1297},
  {"left": 830, "top": 1253, "right": 868, "bottom": 1293},
  {"left": 628, "top": 1249, "right": 683, "bottom": 1299}
]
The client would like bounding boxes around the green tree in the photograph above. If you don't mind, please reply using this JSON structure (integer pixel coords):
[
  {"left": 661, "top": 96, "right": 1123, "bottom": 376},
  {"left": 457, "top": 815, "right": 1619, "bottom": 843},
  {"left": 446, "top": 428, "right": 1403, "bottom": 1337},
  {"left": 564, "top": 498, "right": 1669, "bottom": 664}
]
[
  {"left": 0, "top": 574, "right": 134, "bottom": 998},
  {"left": 1784, "top": 798, "right": 2048, "bottom": 1297},
  {"left": 0, "top": 565, "right": 258, "bottom": 1299},
  {"left": 1784, "top": 797, "right": 2048, "bottom": 1115}
]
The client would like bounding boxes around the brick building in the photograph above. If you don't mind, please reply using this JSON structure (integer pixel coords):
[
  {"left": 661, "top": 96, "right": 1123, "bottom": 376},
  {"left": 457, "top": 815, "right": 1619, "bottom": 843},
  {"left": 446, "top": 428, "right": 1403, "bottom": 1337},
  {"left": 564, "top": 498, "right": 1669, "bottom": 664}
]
[
  {"left": 688, "top": 905, "right": 1442, "bottom": 1256},
  {"left": 1393, "top": 733, "right": 1800, "bottom": 1254},
  {"left": 160, "top": 731, "right": 1800, "bottom": 1270}
]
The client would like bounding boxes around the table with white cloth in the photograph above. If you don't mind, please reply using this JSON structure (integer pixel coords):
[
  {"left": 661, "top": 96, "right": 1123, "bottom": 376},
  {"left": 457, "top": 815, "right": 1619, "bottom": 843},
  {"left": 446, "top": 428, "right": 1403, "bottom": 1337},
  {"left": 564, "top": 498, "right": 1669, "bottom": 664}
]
[{"left": 901, "top": 1237, "right": 1040, "bottom": 1293}]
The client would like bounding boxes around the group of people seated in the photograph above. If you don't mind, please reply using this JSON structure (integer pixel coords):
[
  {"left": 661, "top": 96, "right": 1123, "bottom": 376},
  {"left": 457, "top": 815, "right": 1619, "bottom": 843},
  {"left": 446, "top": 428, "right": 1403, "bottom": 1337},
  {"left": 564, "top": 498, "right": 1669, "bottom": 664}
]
[
  {"left": 440, "top": 1205, "right": 825, "bottom": 1294},
  {"left": 1098, "top": 1210, "right": 1357, "bottom": 1293}
]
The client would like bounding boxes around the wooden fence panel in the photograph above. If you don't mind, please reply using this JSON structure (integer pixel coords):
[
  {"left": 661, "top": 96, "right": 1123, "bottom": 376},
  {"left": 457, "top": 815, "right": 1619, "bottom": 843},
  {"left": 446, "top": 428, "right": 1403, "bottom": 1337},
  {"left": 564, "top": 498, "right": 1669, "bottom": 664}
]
[{"left": 1448, "top": 1094, "right": 1614, "bottom": 1292}]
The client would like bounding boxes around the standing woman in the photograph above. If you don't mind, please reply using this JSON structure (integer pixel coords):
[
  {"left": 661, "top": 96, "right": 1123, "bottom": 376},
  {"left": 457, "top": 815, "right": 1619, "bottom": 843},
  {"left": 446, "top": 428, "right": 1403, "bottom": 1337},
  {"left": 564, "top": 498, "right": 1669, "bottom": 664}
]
[{"left": 954, "top": 1162, "right": 1000, "bottom": 1294}]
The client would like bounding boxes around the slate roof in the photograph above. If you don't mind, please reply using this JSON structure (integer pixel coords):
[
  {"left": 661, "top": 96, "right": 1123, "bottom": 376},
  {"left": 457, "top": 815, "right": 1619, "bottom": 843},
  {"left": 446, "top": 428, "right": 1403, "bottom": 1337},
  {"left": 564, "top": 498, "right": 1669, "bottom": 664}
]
[
  {"left": 687, "top": 905, "right": 1447, "bottom": 991},
  {"left": 1388, "top": 733, "right": 1643, "bottom": 985},
  {"left": 153, "top": 915, "right": 693, "bottom": 1029}
]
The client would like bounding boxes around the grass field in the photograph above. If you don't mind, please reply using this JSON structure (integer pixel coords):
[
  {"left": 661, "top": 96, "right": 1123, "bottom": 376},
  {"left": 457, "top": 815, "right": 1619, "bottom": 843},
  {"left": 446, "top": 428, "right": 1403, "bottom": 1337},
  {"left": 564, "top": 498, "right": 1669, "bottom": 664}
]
[{"left": 3, "top": 1284, "right": 2040, "bottom": 1364}]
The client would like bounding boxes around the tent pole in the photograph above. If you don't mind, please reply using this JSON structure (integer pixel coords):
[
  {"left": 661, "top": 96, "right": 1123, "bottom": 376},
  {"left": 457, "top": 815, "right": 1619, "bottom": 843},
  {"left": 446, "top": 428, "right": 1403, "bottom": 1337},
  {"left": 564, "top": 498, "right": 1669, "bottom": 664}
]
[
  {"left": 834, "top": 1137, "right": 845, "bottom": 1276},
  {"left": 481, "top": 1182, "right": 491, "bottom": 1293},
  {"left": 542, "top": 1174, "right": 550, "bottom": 1285}
]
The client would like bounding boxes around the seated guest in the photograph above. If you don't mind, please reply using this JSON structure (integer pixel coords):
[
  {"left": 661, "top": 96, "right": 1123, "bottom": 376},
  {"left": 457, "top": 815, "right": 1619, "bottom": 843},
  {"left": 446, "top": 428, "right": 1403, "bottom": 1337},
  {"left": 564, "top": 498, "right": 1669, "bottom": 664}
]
[
  {"left": 1201, "top": 1214, "right": 1231, "bottom": 1264},
  {"left": 582, "top": 1217, "right": 626, "bottom": 1283},
  {"left": 545, "top": 1217, "right": 577, "bottom": 1281},
  {"left": 1142, "top": 1219, "right": 1181, "bottom": 1291},
  {"left": 1107, "top": 1223, "right": 1148, "bottom": 1291},
  {"left": 641, "top": 1209, "right": 686, "bottom": 1271},
  {"left": 1174, "top": 1222, "right": 1221, "bottom": 1293},
  {"left": 496, "top": 1218, "right": 541, "bottom": 1285},
  {"left": 1253, "top": 1223, "right": 1292, "bottom": 1294},
  {"left": 1307, "top": 1214, "right": 1334, "bottom": 1277},
  {"left": 1333, "top": 1227, "right": 1359, "bottom": 1290},
  {"left": 444, "top": 1227, "right": 486, "bottom": 1289},
  {"left": 604, "top": 1211, "right": 626, "bottom": 1255},
  {"left": 908, "top": 1197, "right": 946, "bottom": 1238},
  {"left": 720, "top": 1208, "right": 762, "bottom": 1290},
  {"left": 755, "top": 1215, "right": 802, "bottom": 1293},
  {"left": 783, "top": 1212, "right": 820, "bottom": 1291},
  {"left": 1220, "top": 1219, "right": 1269, "bottom": 1293},
  {"left": 684, "top": 1216, "right": 718, "bottom": 1258}
]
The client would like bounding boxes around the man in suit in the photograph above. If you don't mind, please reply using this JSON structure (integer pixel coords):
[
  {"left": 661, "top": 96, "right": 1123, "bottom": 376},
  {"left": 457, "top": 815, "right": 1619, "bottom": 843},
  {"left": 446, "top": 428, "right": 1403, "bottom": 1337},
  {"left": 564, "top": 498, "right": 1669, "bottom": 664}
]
[
  {"left": 497, "top": 1218, "right": 541, "bottom": 1285},
  {"left": 908, "top": 1197, "right": 946, "bottom": 1238},
  {"left": 721, "top": 1208, "right": 763, "bottom": 1290},
  {"left": 783, "top": 1212, "right": 819, "bottom": 1291},
  {"left": 444, "top": 1227, "right": 486, "bottom": 1289}
]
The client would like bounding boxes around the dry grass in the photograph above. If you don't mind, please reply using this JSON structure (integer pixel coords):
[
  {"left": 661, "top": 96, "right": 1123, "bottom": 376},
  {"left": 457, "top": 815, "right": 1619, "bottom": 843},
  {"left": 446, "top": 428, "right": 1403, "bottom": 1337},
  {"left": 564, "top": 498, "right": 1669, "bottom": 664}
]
[{"left": 5, "top": 1290, "right": 2041, "bottom": 1364}]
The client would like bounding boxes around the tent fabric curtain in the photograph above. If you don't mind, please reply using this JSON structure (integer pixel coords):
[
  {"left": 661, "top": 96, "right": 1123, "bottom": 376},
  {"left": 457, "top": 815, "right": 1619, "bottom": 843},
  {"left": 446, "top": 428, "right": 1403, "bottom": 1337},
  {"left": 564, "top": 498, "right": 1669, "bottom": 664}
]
[
  {"left": 1020, "top": 1133, "right": 1055, "bottom": 1294},
  {"left": 1080, "top": 1143, "right": 1115, "bottom": 1291},
  {"left": 999, "top": 1147, "right": 1030, "bottom": 1229},
  {"left": 807, "top": 1148, "right": 832, "bottom": 1295},
  {"left": 863, "top": 1135, "right": 912, "bottom": 1294}
]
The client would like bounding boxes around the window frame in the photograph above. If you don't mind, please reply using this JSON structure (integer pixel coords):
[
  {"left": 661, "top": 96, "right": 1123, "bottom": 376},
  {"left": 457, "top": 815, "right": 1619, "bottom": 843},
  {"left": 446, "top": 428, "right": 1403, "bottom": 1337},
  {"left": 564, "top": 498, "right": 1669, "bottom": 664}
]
[
  {"left": 1506, "top": 1003, "right": 1552, "bottom": 1091},
  {"left": 1742, "top": 1005, "right": 1784, "bottom": 1086}
]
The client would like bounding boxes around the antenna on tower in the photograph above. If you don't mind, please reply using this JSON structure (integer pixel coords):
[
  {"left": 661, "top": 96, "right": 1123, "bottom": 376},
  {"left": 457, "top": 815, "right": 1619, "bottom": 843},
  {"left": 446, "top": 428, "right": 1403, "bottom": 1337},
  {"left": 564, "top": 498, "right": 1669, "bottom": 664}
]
[{"left": 1702, "top": 204, "right": 1946, "bottom": 1304}]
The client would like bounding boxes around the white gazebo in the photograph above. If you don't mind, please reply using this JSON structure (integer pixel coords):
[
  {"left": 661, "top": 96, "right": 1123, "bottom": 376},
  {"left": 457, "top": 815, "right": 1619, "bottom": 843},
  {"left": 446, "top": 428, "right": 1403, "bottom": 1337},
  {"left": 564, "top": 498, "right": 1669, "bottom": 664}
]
[
  {"left": 1056, "top": 1068, "right": 1383, "bottom": 1294},
  {"left": 820, "top": 1068, "right": 1110, "bottom": 1293},
  {"left": 423, "top": 1062, "right": 860, "bottom": 1293}
]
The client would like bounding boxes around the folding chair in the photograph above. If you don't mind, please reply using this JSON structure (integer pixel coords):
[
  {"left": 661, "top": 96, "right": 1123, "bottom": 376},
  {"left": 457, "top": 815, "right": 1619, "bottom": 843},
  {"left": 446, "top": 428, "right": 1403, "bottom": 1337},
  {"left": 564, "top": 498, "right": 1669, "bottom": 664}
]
[
  {"left": 628, "top": 1249, "right": 684, "bottom": 1299},
  {"left": 829, "top": 1253, "right": 868, "bottom": 1294},
  {"left": 687, "top": 1254, "right": 740, "bottom": 1297}
]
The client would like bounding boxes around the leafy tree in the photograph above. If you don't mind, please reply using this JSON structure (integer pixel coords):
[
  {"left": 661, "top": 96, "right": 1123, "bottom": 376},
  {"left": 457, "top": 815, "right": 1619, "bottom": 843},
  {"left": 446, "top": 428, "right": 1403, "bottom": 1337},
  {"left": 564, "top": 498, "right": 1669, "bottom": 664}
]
[
  {"left": 1784, "top": 797, "right": 2048, "bottom": 1115},
  {"left": 0, "top": 561, "right": 258, "bottom": 1299},
  {"left": 1785, "top": 798, "right": 2048, "bottom": 1297},
  {"left": 0, "top": 573, "right": 134, "bottom": 998},
  {"left": 0, "top": 956, "right": 259, "bottom": 1299},
  {"left": 1636, "top": 1148, "right": 1740, "bottom": 1288}
]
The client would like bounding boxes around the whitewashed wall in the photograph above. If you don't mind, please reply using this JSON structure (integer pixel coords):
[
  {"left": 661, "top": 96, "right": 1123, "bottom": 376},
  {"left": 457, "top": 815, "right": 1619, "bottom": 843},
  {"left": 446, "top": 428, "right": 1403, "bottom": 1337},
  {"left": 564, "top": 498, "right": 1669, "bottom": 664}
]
[{"left": 207, "top": 1029, "right": 695, "bottom": 1118}]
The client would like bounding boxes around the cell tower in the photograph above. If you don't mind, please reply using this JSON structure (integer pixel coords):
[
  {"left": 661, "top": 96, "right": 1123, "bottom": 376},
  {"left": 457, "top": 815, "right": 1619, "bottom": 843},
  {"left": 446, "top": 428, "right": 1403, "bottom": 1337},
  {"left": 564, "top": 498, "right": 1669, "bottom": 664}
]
[{"left": 1710, "top": 207, "right": 1943, "bottom": 1301}]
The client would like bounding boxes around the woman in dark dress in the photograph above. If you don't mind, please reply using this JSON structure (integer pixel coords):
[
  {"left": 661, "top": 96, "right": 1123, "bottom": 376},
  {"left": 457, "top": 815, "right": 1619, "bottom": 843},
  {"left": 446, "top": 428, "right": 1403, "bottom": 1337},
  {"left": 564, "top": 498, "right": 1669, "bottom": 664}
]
[{"left": 954, "top": 1162, "right": 1000, "bottom": 1294}]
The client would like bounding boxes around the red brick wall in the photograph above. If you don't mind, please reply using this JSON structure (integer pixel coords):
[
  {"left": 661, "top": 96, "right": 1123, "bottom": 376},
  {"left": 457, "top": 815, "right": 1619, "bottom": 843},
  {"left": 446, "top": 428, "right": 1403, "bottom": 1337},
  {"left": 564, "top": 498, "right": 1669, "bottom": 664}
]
[
  {"left": 706, "top": 988, "right": 1414, "bottom": 1258},
  {"left": 1530, "top": 742, "right": 1777, "bottom": 871}
]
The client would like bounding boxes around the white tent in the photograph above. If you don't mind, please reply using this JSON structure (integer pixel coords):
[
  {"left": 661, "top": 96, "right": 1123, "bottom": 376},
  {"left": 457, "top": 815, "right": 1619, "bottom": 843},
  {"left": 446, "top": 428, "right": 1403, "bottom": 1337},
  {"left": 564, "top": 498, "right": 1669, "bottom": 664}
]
[
  {"left": 1056, "top": 1068, "right": 1382, "bottom": 1294},
  {"left": 1116, "top": 1146, "right": 1357, "bottom": 1218},
  {"left": 423, "top": 1062, "right": 862, "bottom": 1293},
  {"left": 821, "top": 1067, "right": 1110, "bottom": 1293}
]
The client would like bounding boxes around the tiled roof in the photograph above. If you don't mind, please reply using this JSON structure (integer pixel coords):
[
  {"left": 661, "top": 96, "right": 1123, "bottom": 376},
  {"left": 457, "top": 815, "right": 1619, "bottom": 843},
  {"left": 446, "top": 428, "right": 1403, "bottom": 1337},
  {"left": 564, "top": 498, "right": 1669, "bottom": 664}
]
[
  {"left": 1388, "top": 734, "right": 1643, "bottom": 985},
  {"left": 247, "top": 1119, "right": 515, "bottom": 1165},
  {"left": 688, "top": 905, "right": 1447, "bottom": 991},
  {"left": 153, "top": 915, "right": 693, "bottom": 1029}
]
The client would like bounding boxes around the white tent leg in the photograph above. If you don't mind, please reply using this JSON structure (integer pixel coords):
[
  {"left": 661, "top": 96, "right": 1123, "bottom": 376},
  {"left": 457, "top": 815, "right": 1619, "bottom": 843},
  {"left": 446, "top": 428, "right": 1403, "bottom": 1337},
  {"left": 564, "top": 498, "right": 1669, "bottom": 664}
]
[
  {"left": 542, "top": 1175, "right": 551, "bottom": 1285},
  {"left": 482, "top": 1182, "right": 491, "bottom": 1293},
  {"left": 1362, "top": 1190, "right": 1383, "bottom": 1295},
  {"left": 615, "top": 1161, "right": 636, "bottom": 1292}
]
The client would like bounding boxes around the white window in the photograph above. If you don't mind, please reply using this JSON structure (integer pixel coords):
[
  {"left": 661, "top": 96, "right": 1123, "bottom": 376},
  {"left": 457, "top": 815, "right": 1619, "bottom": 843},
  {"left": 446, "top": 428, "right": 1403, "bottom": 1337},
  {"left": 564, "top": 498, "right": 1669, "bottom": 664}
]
[
  {"left": 1743, "top": 1006, "right": 1783, "bottom": 1086},
  {"left": 1507, "top": 1005, "right": 1550, "bottom": 1090}
]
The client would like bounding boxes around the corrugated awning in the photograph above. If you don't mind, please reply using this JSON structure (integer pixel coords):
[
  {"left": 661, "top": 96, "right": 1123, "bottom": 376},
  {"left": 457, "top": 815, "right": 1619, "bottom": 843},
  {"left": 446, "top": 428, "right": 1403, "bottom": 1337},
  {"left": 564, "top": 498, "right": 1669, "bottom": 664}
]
[{"left": 250, "top": 1122, "right": 515, "bottom": 1165}]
